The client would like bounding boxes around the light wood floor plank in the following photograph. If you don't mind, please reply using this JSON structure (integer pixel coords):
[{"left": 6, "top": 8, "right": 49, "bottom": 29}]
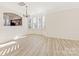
[{"left": 1, "top": 34, "right": 79, "bottom": 56}]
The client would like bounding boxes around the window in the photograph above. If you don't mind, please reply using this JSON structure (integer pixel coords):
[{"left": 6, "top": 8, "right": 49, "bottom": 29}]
[
  {"left": 3, "top": 13, "right": 22, "bottom": 26},
  {"left": 28, "top": 16, "right": 45, "bottom": 29}
]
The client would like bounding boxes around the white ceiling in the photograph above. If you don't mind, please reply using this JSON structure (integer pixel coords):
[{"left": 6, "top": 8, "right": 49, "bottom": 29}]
[{"left": 0, "top": 2, "right": 79, "bottom": 15}]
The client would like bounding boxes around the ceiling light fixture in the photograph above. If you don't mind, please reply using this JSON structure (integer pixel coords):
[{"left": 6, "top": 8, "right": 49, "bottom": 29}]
[
  {"left": 18, "top": 2, "right": 29, "bottom": 17},
  {"left": 18, "top": 2, "right": 45, "bottom": 29}
]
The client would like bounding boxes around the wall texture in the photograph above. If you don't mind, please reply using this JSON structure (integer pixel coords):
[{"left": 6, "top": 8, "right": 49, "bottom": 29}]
[{"left": 44, "top": 8, "right": 79, "bottom": 40}]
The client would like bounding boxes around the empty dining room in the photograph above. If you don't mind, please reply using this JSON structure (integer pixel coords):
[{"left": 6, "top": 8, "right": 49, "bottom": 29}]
[{"left": 0, "top": 2, "right": 79, "bottom": 56}]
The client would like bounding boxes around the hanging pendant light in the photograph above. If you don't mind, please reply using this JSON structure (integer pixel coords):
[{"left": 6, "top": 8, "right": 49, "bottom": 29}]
[
  {"left": 18, "top": 2, "right": 29, "bottom": 17},
  {"left": 18, "top": 2, "right": 45, "bottom": 29}
]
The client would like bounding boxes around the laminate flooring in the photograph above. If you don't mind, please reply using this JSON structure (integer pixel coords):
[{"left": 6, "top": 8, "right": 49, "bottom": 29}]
[{"left": 0, "top": 34, "right": 79, "bottom": 56}]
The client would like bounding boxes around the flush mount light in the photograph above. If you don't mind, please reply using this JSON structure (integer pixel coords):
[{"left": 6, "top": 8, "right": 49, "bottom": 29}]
[{"left": 18, "top": 2, "right": 26, "bottom": 6}]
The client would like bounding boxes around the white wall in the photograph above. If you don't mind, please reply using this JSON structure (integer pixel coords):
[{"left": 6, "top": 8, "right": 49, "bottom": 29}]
[
  {"left": 0, "top": 6, "right": 28, "bottom": 43},
  {"left": 44, "top": 8, "right": 79, "bottom": 40}
]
